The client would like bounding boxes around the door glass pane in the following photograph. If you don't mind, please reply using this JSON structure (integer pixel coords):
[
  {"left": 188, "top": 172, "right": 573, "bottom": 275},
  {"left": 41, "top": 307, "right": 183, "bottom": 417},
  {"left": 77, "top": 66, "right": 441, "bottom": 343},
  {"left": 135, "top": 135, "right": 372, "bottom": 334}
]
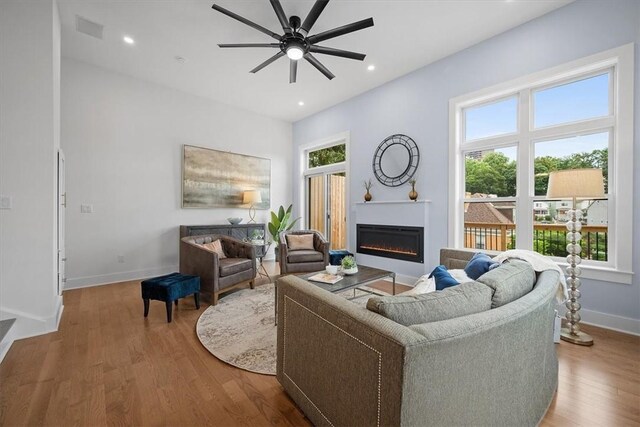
[
  {"left": 464, "top": 201, "right": 516, "bottom": 251},
  {"left": 308, "top": 144, "right": 346, "bottom": 168},
  {"left": 465, "top": 146, "right": 517, "bottom": 197},
  {"left": 534, "top": 132, "right": 609, "bottom": 196},
  {"left": 328, "top": 172, "right": 347, "bottom": 250},
  {"left": 533, "top": 199, "right": 608, "bottom": 261},
  {"left": 464, "top": 96, "right": 517, "bottom": 141},
  {"left": 308, "top": 175, "right": 326, "bottom": 237},
  {"left": 533, "top": 72, "right": 610, "bottom": 128}
]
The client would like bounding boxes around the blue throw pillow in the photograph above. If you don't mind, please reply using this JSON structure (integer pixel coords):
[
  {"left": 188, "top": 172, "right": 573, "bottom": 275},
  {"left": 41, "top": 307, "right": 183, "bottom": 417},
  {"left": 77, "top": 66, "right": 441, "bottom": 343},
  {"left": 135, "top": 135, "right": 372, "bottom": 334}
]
[
  {"left": 464, "top": 252, "right": 499, "bottom": 280},
  {"left": 428, "top": 265, "right": 460, "bottom": 291}
]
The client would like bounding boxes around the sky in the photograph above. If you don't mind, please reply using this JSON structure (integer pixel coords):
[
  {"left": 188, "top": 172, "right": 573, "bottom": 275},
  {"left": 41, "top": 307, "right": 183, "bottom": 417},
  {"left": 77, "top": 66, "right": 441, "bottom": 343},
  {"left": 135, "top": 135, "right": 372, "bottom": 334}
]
[{"left": 465, "top": 72, "right": 610, "bottom": 161}]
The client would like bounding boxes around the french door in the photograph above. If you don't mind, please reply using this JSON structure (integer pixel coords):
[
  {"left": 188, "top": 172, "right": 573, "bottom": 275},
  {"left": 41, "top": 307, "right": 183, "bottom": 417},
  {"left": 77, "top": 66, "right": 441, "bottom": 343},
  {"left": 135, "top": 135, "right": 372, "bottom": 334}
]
[{"left": 307, "top": 172, "right": 346, "bottom": 250}]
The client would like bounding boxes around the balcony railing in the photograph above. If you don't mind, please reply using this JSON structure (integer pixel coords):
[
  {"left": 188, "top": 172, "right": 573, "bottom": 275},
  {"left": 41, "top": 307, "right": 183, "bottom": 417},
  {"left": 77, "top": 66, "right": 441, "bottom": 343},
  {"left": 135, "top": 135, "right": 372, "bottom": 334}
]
[{"left": 464, "top": 222, "right": 608, "bottom": 261}]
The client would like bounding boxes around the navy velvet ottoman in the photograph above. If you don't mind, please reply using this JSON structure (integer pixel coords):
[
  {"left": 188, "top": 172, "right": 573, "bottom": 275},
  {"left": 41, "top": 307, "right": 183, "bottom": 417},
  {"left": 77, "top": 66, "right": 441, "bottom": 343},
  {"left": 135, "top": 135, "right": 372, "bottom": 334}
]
[
  {"left": 141, "top": 272, "right": 200, "bottom": 323},
  {"left": 329, "top": 250, "right": 354, "bottom": 266}
]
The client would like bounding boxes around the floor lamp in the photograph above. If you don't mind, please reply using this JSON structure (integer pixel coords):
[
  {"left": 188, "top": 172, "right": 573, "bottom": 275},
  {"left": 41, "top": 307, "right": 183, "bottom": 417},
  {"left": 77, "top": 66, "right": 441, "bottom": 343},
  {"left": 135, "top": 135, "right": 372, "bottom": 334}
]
[
  {"left": 547, "top": 168, "right": 604, "bottom": 346},
  {"left": 243, "top": 190, "right": 262, "bottom": 224}
]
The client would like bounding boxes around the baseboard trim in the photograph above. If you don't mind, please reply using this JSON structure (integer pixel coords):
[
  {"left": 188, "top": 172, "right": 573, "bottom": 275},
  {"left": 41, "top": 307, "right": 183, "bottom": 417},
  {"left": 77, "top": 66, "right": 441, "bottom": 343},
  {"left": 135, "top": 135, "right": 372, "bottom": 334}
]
[
  {"left": 579, "top": 308, "right": 640, "bottom": 336},
  {"left": 0, "top": 296, "right": 64, "bottom": 348},
  {"left": 64, "top": 265, "right": 178, "bottom": 290},
  {"left": 0, "top": 326, "right": 17, "bottom": 364}
]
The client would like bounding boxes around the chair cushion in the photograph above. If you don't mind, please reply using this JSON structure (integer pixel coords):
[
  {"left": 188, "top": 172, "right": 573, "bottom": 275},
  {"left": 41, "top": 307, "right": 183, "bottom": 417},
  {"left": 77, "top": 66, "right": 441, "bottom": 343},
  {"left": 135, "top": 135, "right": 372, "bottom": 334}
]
[
  {"left": 199, "top": 240, "right": 226, "bottom": 259},
  {"left": 219, "top": 258, "right": 252, "bottom": 277},
  {"left": 287, "top": 249, "right": 323, "bottom": 263},
  {"left": 464, "top": 252, "right": 499, "bottom": 280},
  {"left": 367, "top": 281, "right": 492, "bottom": 326},
  {"left": 476, "top": 259, "right": 536, "bottom": 308},
  {"left": 286, "top": 234, "right": 315, "bottom": 251}
]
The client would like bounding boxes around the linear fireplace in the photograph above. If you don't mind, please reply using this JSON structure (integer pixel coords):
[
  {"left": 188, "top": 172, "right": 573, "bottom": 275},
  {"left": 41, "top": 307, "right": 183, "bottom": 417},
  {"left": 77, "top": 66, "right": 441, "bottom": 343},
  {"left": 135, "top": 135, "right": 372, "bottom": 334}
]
[{"left": 357, "top": 224, "right": 424, "bottom": 263}]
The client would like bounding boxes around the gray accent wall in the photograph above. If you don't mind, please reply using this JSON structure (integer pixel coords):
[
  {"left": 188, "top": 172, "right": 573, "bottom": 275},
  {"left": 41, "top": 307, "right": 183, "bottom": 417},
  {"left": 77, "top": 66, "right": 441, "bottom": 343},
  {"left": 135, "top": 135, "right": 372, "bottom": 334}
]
[{"left": 292, "top": 0, "right": 640, "bottom": 328}]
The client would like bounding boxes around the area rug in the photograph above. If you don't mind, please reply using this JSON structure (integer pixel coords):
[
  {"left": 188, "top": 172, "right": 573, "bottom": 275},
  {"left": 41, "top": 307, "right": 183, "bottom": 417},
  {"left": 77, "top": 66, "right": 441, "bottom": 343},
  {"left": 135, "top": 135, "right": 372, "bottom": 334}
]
[{"left": 196, "top": 282, "right": 386, "bottom": 375}]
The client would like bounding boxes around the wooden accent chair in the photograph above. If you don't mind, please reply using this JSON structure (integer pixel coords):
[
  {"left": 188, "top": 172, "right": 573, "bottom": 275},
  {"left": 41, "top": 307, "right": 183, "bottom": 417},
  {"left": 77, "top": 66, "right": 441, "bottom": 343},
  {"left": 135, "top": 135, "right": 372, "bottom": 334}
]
[
  {"left": 180, "top": 234, "right": 256, "bottom": 305},
  {"left": 279, "top": 230, "right": 330, "bottom": 274}
]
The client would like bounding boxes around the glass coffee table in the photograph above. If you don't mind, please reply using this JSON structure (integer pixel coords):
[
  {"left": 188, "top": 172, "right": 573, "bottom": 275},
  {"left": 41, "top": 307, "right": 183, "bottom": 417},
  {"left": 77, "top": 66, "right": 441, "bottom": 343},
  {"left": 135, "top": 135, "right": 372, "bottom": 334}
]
[{"left": 274, "top": 265, "right": 396, "bottom": 324}]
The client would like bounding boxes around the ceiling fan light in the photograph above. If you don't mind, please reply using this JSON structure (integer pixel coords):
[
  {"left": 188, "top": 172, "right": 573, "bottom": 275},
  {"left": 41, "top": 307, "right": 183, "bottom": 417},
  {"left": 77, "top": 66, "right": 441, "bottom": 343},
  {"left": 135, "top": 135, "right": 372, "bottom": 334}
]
[{"left": 286, "top": 46, "right": 304, "bottom": 60}]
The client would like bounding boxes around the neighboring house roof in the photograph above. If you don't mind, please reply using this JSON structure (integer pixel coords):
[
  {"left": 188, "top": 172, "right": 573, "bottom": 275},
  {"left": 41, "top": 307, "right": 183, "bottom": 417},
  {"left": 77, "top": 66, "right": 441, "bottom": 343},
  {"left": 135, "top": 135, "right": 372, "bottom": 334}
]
[{"left": 465, "top": 202, "right": 513, "bottom": 224}]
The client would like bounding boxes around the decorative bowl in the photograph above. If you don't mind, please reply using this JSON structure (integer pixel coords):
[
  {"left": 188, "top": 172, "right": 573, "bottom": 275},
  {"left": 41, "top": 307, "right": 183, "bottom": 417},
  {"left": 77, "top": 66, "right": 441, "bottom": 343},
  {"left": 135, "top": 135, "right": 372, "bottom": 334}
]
[
  {"left": 342, "top": 267, "right": 358, "bottom": 275},
  {"left": 227, "top": 217, "right": 243, "bottom": 225}
]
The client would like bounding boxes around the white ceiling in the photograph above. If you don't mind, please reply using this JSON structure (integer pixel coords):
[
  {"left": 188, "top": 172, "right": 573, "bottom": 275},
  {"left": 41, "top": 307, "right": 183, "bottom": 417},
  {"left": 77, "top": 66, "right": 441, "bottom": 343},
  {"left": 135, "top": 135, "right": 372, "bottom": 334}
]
[{"left": 58, "top": 0, "right": 572, "bottom": 122}]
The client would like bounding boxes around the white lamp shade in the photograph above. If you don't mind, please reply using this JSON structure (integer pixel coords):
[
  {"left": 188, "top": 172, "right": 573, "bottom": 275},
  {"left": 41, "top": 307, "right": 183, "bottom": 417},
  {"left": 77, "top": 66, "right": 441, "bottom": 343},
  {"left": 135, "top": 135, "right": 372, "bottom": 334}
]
[
  {"left": 546, "top": 168, "right": 605, "bottom": 199},
  {"left": 242, "top": 190, "right": 262, "bottom": 204}
]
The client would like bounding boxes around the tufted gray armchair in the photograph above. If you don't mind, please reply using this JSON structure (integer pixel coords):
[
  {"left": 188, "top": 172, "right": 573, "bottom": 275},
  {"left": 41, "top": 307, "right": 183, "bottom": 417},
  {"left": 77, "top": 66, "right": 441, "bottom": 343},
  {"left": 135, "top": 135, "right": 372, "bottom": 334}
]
[
  {"left": 180, "top": 234, "right": 256, "bottom": 305},
  {"left": 279, "top": 230, "right": 330, "bottom": 274}
]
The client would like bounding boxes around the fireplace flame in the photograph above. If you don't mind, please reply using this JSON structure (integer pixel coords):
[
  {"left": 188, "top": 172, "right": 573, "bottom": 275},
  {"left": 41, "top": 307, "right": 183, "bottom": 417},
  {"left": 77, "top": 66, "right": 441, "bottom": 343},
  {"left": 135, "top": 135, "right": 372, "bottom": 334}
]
[{"left": 359, "top": 244, "right": 418, "bottom": 256}]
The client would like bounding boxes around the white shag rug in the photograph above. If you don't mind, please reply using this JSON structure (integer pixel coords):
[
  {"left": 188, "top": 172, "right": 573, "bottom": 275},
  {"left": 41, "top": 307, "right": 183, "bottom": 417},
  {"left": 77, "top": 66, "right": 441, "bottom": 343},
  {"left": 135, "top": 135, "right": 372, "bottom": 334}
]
[{"left": 196, "top": 282, "right": 385, "bottom": 375}]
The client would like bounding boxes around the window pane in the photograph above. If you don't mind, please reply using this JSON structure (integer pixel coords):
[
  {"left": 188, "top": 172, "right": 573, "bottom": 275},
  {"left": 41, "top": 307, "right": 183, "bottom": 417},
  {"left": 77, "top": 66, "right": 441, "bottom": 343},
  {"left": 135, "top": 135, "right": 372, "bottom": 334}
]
[
  {"left": 533, "top": 199, "right": 608, "bottom": 261},
  {"left": 464, "top": 97, "right": 517, "bottom": 141},
  {"left": 534, "top": 132, "right": 609, "bottom": 196},
  {"left": 465, "top": 146, "right": 517, "bottom": 197},
  {"left": 308, "top": 144, "right": 346, "bottom": 168},
  {"left": 464, "top": 201, "right": 516, "bottom": 251},
  {"left": 534, "top": 73, "right": 610, "bottom": 128}
]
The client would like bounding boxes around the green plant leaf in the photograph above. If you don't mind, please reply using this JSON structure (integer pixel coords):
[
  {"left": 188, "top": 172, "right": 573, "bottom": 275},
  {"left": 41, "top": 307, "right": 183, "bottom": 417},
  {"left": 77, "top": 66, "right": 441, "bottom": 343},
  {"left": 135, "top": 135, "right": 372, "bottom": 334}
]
[
  {"left": 270, "top": 211, "right": 280, "bottom": 227},
  {"left": 286, "top": 217, "right": 300, "bottom": 230},
  {"left": 285, "top": 204, "right": 293, "bottom": 215},
  {"left": 278, "top": 205, "right": 285, "bottom": 220},
  {"left": 268, "top": 223, "right": 277, "bottom": 239}
]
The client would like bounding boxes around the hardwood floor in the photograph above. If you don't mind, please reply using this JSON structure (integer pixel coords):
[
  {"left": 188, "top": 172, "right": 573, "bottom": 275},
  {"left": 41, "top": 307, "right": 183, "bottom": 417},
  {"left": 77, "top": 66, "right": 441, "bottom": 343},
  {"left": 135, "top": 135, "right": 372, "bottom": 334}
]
[{"left": 0, "top": 262, "right": 638, "bottom": 426}]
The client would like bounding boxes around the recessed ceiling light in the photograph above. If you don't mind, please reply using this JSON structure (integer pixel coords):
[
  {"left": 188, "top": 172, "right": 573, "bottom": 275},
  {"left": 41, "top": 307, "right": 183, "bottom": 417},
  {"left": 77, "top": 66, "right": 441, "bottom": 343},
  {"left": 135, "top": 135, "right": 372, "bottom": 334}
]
[
  {"left": 175, "top": 56, "right": 186, "bottom": 63},
  {"left": 123, "top": 36, "right": 135, "bottom": 45},
  {"left": 298, "top": 101, "right": 305, "bottom": 106},
  {"left": 367, "top": 65, "right": 375, "bottom": 71}
]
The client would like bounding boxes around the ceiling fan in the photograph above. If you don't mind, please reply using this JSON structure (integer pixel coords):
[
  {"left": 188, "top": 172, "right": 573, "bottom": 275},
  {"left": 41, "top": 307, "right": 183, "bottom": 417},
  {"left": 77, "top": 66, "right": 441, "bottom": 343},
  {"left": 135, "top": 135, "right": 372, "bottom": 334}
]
[{"left": 212, "top": 0, "right": 374, "bottom": 83}]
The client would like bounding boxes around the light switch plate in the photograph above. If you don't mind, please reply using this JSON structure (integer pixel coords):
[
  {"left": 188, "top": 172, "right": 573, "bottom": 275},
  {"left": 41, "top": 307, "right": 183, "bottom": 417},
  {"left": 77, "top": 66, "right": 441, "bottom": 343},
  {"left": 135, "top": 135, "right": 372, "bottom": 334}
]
[
  {"left": 0, "top": 195, "right": 12, "bottom": 210},
  {"left": 80, "top": 204, "right": 93, "bottom": 213}
]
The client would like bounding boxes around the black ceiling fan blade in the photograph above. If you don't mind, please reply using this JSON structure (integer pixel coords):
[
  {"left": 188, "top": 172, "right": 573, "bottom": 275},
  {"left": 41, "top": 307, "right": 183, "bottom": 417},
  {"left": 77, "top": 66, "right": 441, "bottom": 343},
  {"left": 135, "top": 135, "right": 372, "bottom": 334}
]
[
  {"left": 308, "top": 45, "right": 365, "bottom": 61},
  {"left": 269, "top": 0, "right": 292, "bottom": 34},
  {"left": 299, "top": 0, "right": 330, "bottom": 36},
  {"left": 250, "top": 51, "right": 286, "bottom": 73},
  {"left": 307, "top": 17, "right": 374, "bottom": 44},
  {"left": 218, "top": 43, "right": 281, "bottom": 48},
  {"left": 304, "top": 53, "right": 335, "bottom": 80},
  {"left": 212, "top": 4, "right": 281, "bottom": 41},
  {"left": 289, "top": 60, "right": 297, "bottom": 83}
]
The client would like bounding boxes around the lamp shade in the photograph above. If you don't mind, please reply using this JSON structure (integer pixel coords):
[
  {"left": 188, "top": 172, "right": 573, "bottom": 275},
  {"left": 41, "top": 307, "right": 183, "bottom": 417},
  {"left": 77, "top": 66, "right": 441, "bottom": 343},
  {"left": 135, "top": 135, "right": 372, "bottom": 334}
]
[
  {"left": 546, "top": 168, "right": 604, "bottom": 199},
  {"left": 242, "top": 190, "right": 262, "bottom": 204}
]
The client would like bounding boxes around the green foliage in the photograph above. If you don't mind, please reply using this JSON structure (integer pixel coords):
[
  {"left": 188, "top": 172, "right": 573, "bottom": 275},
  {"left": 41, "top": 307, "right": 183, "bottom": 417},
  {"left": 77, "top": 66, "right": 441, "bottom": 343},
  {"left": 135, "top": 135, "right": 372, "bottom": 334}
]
[
  {"left": 341, "top": 255, "right": 356, "bottom": 269},
  {"left": 268, "top": 204, "right": 300, "bottom": 247},
  {"left": 308, "top": 144, "right": 346, "bottom": 168},
  {"left": 466, "top": 148, "right": 608, "bottom": 197}
]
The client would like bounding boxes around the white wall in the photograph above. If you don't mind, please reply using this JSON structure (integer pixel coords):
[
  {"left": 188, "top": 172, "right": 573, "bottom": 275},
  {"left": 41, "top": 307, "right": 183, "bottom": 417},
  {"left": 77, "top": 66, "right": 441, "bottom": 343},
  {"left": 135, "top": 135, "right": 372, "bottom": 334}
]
[
  {"left": 61, "top": 59, "right": 292, "bottom": 288},
  {"left": 0, "top": 0, "right": 63, "bottom": 336}
]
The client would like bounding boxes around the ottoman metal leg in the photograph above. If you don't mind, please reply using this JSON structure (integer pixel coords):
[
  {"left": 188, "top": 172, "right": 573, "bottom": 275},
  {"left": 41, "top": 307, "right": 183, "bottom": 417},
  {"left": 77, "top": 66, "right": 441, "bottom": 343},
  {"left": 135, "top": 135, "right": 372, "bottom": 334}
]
[
  {"left": 165, "top": 300, "right": 173, "bottom": 323},
  {"left": 144, "top": 299, "right": 150, "bottom": 317},
  {"left": 194, "top": 292, "right": 200, "bottom": 309},
  {"left": 174, "top": 299, "right": 178, "bottom": 306}
]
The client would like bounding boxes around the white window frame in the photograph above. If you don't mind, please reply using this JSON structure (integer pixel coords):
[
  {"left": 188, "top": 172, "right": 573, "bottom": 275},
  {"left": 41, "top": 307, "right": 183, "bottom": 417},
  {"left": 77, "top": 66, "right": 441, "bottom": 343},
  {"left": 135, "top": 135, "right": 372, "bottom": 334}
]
[
  {"left": 298, "top": 132, "right": 351, "bottom": 248},
  {"left": 449, "top": 44, "right": 634, "bottom": 284}
]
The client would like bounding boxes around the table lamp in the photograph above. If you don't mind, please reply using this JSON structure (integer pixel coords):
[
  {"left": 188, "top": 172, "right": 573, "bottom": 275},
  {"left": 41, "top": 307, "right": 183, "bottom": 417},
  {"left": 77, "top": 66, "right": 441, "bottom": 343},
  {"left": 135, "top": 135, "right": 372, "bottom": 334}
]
[
  {"left": 243, "top": 190, "right": 262, "bottom": 223},
  {"left": 547, "top": 168, "right": 604, "bottom": 346}
]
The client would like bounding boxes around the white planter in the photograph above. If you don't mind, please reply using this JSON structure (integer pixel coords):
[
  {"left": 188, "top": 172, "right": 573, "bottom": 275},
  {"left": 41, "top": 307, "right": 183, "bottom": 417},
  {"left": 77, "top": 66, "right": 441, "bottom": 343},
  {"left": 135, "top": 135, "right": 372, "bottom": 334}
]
[{"left": 342, "top": 267, "right": 358, "bottom": 275}]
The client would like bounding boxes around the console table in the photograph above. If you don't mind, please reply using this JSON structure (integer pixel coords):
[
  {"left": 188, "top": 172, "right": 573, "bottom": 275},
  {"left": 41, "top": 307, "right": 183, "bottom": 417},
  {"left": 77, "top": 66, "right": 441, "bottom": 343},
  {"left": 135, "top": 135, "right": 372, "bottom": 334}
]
[{"left": 180, "top": 223, "right": 268, "bottom": 258}]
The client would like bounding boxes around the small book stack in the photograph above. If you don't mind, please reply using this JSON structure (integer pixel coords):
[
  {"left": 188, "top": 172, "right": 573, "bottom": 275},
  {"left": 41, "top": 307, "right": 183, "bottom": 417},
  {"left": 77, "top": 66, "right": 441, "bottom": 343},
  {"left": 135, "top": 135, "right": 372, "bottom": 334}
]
[{"left": 308, "top": 273, "right": 343, "bottom": 284}]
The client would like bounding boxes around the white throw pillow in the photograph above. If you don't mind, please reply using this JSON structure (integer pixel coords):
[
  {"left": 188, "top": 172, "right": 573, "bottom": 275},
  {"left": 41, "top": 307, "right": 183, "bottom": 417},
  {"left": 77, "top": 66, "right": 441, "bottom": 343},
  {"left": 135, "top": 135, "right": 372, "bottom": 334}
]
[
  {"left": 403, "top": 275, "right": 436, "bottom": 295},
  {"left": 448, "top": 269, "right": 473, "bottom": 284}
]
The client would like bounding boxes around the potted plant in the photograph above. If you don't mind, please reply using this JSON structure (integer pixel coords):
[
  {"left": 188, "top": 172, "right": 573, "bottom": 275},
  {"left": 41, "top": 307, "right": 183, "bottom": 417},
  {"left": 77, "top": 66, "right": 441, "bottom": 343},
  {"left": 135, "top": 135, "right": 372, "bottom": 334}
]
[
  {"left": 341, "top": 255, "right": 358, "bottom": 275},
  {"left": 268, "top": 204, "right": 300, "bottom": 261},
  {"left": 363, "top": 179, "right": 373, "bottom": 202}
]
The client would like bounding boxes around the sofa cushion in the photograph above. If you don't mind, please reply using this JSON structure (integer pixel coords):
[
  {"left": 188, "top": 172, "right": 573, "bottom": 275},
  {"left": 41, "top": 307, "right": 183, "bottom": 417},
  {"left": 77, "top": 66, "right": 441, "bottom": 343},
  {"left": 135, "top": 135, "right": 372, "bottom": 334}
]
[
  {"left": 200, "top": 240, "right": 226, "bottom": 259},
  {"left": 476, "top": 259, "right": 536, "bottom": 308},
  {"left": 366, "top": 281, "right": 492, "bottom": 326},
  {"left": 287, "top": 249, "right": 323, "bottom": 263},
  {"left": 219, "top": 258, "right": 252, "bottom": 277},
  {"left": 429, "top": 265, "right": 459, "bottom": 290},
  {"left": 286, "top": 234, "right": 315, "bottom": 251},
  {"left": 464, "top": 252, "right": 499, "bottom": 280}
]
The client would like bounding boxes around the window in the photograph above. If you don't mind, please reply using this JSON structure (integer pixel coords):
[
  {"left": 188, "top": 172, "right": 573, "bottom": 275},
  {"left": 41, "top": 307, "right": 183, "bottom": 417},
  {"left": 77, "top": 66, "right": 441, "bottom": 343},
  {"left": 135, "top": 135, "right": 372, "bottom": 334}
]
[
  {"left": 308, "top": 143, "right": 346, "bottom": 168},
  {"left": 449, "top": 44, "right": 634, "bottom": 283}
]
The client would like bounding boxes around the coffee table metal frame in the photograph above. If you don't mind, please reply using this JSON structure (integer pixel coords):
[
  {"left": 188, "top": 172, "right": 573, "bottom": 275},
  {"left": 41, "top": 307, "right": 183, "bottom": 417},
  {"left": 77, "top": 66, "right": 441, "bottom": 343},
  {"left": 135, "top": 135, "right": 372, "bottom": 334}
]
[{"left": 274, "top": 265, "right": 396, "bottom": 325}]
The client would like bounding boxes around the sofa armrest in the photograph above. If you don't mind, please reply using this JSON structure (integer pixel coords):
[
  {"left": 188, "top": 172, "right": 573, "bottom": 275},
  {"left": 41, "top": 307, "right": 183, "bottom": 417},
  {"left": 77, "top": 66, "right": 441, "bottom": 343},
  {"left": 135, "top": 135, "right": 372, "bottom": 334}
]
[
  {"left": 276, "top": 275, "right": 426, "bottom": 427},
  {"left": 179, "top": 239, "right": 219, "bottom": 292}
]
